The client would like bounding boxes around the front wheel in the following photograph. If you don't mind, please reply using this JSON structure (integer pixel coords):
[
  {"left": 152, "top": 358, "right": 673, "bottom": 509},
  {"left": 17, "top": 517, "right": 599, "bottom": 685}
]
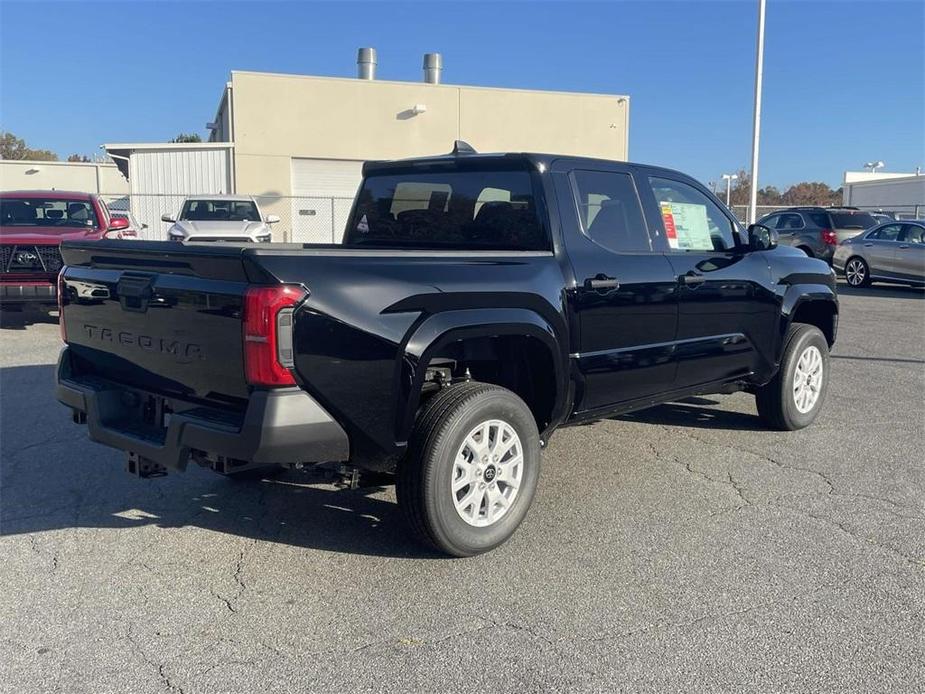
[
  {"left": 397, "top": 381, "right": 541, "bottom": 557},
  {"left": 755, "top": 323, "right": 830, "bottom": 431}
]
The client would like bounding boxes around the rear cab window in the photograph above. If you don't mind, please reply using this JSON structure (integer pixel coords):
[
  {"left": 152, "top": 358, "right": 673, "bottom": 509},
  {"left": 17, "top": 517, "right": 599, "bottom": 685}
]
[{"left": 344, "top": 165, "right": 548, "bottom": 250}]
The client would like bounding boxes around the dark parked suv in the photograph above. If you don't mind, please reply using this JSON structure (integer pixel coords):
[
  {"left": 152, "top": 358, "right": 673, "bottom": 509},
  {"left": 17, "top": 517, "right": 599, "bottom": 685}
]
[{"left": 757, "top": 207, "right": 877, "bottom": 263}]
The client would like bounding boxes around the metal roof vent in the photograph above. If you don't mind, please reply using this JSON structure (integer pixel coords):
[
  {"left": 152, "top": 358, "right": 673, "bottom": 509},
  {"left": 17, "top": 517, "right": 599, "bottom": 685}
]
[
  {"left": 423, "top": 53, "right": 442, "bottom": 84},
  {"left": 357, "top": 47, "right": 377, "bottom": 80}
]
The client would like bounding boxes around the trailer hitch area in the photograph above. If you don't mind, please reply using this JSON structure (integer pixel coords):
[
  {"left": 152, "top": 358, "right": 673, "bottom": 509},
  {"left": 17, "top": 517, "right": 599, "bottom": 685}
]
[
  {"left": 290, "top": 462, "right": 394, "bottom": 490},
  {"left": 126, "top": 452, "right": 168, "bottom": 478}
]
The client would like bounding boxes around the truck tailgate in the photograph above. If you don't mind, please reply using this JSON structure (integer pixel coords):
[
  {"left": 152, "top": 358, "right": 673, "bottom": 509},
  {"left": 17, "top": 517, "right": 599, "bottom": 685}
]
[{"left": 60, "top": 240, "right": 262, "bottom": 408}]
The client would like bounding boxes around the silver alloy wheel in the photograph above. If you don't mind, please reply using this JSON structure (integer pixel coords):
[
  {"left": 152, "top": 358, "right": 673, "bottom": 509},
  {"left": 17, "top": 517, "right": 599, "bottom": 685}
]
[
  {"left": 792, "top": 345, "right": 824, "bottom": 414},
  {"left": 845, "top": 258, "right": 866, "bottom": 286},
  {"left": 451, "top": 419, "right": 524, "bottom": 527}
]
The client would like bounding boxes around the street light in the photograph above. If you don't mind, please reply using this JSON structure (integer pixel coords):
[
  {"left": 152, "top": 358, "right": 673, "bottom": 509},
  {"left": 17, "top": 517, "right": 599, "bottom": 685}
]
[
  {"left": 721, "top": 173, "right": 738, "bottom": 207},
  {"left": 748, "top": 0, "right": 767, "bottom": 224}
]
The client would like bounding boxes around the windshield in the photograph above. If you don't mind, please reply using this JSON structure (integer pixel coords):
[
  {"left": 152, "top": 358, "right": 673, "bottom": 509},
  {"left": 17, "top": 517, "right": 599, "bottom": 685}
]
[
  {"left": 181, "top": 199, "right": 261, "bottom": 222},
  {"left": 830, "top": 211, "right": 876, "bottom": 230},
  {"left": 343, "top": 168, "right": 548, "bottom": 250},
  {"left": 1, "top": 198, "right": 98, "bottom": 228}
]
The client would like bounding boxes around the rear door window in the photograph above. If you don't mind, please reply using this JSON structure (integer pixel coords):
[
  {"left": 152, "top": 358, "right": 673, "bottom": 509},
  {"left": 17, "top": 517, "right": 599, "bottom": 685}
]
[
  {"left": 345, "top": 168, "right": 547, "bottom": 250},
  {"left": 809, "top": 212, "right": 831, "bottom": 227},
  {"left": 900, "top": 225, "right": 925, "bottom": 244},
  {"left": 648, "top": 177, "right": 739, "bottom": 251},
  {"left": 570, "top": 170, "right": 651, "bottom": 252}
]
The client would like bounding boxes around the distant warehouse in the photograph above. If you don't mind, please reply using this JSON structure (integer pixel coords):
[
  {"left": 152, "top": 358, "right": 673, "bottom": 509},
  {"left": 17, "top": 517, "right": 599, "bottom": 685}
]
[
  {"left": 842, "top": 170, "right": 925, "bottom": 220},
  {"left": 106, "top": 49, "right": 630, "bottom": 241}
]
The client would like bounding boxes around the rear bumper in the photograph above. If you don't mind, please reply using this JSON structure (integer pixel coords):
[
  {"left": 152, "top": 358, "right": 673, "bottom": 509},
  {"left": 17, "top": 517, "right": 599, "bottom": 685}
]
[
  {"left": 0, "top": 281, "right": 56, "bottom": 305},
  {"left": 55, "top": 348, "right": 349, "bottom": 470}
]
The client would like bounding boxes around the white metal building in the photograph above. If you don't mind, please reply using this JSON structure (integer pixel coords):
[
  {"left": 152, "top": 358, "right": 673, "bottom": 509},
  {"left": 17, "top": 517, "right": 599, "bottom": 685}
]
[
  {"left": 842, "top": 171, "right": 925, "bottom": 219},
  {"left": 104, "top": 142, "right": 234, "bottom": 239}
]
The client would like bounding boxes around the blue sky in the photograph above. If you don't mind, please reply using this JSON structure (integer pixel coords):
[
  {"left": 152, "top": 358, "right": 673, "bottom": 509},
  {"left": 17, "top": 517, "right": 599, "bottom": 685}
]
[{"left": 1, "top": 0, "right": 923, "bottom": 189}]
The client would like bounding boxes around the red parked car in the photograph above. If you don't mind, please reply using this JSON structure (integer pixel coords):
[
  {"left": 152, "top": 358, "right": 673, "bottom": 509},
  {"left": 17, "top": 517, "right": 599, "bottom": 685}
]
[{"left": 0, "top": 190, "right": 128, "bottom": 309}]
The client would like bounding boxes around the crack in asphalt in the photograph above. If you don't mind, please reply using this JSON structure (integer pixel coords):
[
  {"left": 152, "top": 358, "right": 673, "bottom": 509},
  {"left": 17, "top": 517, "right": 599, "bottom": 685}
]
[
  {"left": 27, "top": 535, "right": 59, "bottom": 573},
  {"left": 125, "top": 628, "right": 186, "bottom": 694},
  {"left": 649, "top": 425, "right": 924, "bottom": 569}
]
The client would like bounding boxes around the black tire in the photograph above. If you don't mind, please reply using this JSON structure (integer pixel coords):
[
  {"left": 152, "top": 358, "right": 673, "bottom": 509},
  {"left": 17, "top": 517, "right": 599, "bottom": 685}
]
[
  {"left": 796, "top": 246, "right": 814, "bottom": 258},
  {"left": 397, "top": 381, "right": 541, "bottom": 557},
  {"left": 844, "top": 256, "right": 871, "bottom": 287},
  {"left": 756, "top": 323, "right": 829, "bottom": 431}
]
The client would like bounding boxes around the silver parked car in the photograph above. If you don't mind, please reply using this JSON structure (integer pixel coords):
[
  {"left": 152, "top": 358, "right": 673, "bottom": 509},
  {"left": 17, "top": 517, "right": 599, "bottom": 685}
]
[
  {"left": 162, "top": 195, "right": 279, "bottom": 243},
  {"left": 832, "top": 220, "right": 925, "bottom": 287}
]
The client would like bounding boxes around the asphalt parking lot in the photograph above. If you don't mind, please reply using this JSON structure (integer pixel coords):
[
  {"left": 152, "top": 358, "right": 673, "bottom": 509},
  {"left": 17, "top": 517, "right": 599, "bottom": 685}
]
[{"left": 1, "top": 281, "right": 923, "bottom": 693}]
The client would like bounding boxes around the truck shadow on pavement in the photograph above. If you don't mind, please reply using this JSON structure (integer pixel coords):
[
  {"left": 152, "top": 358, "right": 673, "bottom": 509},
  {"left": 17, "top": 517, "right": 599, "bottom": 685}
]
[
  {"left": 614, "top": 396, "right": 765, "bottom": 431},
  {"left": 0, "top": 364, "right": 438, "bottom": 559}
]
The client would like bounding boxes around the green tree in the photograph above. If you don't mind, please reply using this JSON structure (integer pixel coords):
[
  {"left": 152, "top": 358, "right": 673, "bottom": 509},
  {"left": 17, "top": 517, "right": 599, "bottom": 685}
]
[
  {"left": 0, "top": 131, "right": 58, "bottom": 161},
  {"left": 67, "top": 154, "right": 92, "bottom": 163},
  {"left": 169, "top": 133, "right": 202, "bottom": 143}
]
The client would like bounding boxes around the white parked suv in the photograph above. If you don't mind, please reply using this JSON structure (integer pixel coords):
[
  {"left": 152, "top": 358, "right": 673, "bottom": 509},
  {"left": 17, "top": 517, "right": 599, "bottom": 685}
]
[{"left": 162, "top": 196, "right": 279, "bottom": 243}]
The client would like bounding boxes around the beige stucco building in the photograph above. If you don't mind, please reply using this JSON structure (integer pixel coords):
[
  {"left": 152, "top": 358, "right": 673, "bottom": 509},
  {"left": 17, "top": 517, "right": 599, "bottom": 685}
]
[
  {"left": 208, "top": 65, "right": 629, "bottom": 241},
  {"left": 0, "top": 159, "right": 128, "bottom": 196},
  {"left": 106, "top": 57, "right": 630, "bottom": 241}
]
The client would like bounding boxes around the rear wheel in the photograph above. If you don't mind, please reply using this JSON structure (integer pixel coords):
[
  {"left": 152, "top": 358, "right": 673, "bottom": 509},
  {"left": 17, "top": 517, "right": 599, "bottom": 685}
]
[
  {"left": 797, "top": 246, "right": 814, "bottom": 258},
  {"left": 844, "top": 256, "right": 871, "bottom": 287},
  {"left": 756, "top": 323, "right": 829, "bottom": 431},
  {"left": 397, "top": 381, "right": 540, "bottom": 557}
]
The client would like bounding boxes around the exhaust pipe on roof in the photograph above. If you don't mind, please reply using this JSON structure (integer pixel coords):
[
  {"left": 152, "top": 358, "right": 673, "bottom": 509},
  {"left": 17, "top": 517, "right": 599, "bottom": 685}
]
[
  {"left": 423, "top": 53, "right": 442, "bottom": 84},
  {"left": 357, "top": 47, "right": 377, "bottom": 80}
]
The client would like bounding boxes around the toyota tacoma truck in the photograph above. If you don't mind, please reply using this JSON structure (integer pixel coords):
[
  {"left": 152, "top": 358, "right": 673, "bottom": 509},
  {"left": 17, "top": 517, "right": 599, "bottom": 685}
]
[{"left": 55, "top": 145, "right": 838, "bottom": 557}]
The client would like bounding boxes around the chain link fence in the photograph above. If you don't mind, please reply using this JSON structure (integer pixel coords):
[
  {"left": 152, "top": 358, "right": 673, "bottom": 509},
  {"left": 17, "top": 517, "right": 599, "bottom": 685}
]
[
  {"left": 100, "top": 193, "right": 356, "bottom": 243},
  {"left": 100, "top": 193, "right": 924, "bottom": 242}
]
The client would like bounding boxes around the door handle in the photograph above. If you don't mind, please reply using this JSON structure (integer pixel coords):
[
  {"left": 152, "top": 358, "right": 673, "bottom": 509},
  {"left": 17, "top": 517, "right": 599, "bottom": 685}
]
[
  {"left": 899, "top": 245, "right": 910, "bottom": 249},
  {"left": 864, "top": 243, "right": 873, "bottom": 247},
  {"left": 584, "top": 274, "right": 620, "bottom": 290},
  {"left": 680, "top": 272, "right": 706, "bottom": 285}
]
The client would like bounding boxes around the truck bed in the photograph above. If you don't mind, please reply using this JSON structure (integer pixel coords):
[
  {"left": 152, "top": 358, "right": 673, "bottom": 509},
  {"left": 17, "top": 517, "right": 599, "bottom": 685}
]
[{"left": 59, "top": 239, "right": 567, "bottom": 462}]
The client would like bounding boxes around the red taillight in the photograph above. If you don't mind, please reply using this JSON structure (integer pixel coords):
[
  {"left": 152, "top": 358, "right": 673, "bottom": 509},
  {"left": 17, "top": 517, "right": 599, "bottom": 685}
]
[
  {"left": 821, "top": 229, "right": 837, "bottom": 245},
  {"left": 242, "top": 285, "right": 307, "bottom": 387},
  {"left": 57, "top": 270, "right": 67, "bottom": 342}
]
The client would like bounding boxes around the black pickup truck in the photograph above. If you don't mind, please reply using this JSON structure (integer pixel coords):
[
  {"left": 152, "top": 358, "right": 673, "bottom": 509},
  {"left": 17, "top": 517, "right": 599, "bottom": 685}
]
[{"left": 56, "top": 146, "right": 838, "bottom": 556}]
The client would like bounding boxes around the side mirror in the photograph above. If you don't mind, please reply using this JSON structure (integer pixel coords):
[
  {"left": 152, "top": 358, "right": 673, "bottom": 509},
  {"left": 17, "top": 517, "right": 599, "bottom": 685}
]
[
  {"left": 108, "top": 216, "right": 129, "bottom": 232},
  {"left": 747, "top": 223, "right": 777, "bottom": 251},
  {"left": 161, "top": 214, "right": 176, "bottom": 223},
  {"left": 265, "top": 214, "right": 280, "bottom": 224}
]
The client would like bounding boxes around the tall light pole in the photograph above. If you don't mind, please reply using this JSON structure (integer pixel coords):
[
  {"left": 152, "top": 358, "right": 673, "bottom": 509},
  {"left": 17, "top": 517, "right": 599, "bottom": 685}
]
[
  {"left": 721, "top": 173, "right": 738, "bottom": 207},
  {"left": 748, "top": 0, "right": 767, "bottom": 224}
]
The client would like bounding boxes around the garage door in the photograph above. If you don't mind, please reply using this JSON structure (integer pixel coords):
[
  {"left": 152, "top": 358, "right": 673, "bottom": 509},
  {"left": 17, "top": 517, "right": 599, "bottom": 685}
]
[{"left": 290, "top": 158, "right": 363, "bottom": 243}]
